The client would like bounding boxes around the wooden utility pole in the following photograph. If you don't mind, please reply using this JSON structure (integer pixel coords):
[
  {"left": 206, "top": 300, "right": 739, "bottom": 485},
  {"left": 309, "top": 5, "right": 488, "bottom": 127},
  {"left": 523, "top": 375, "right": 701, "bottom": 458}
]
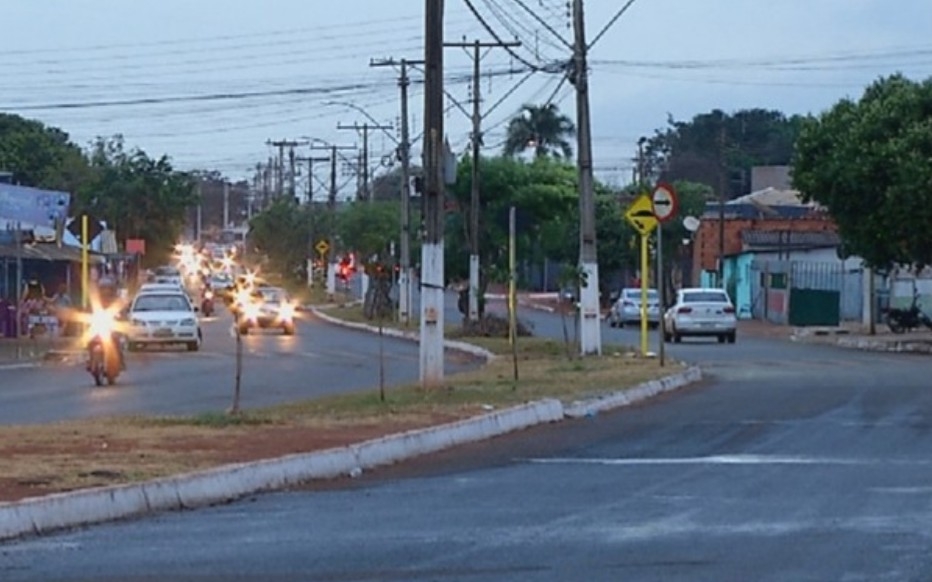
[
  {"left": 444, "top": 38, "right": 521, "bottom": 323},
  {"left": 718, "top": 124, "right": 727, "bottom": 289},
  {"left": 266, "top": 139, "right": 303, "bottom": 198},
  {"left": 337, "top": 122, "right": 393, "bottom": 202},
  {"left": 370, "top": 57, "right": 424, "bottom": 326},
  {"left": 571, "top": 0, "right": 601, "bottom": 355},
  {"left": 421, "top": 0, "right": 445, "bottom": 386}
]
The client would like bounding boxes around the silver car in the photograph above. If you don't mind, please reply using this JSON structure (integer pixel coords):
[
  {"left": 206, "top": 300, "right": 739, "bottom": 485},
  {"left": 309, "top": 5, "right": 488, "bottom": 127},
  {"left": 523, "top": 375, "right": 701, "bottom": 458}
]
[
  {"left": 663, "top": 287, "right": 737, "bottom": 344},
  {"left": 608, "top": 288, "right": 660, "bottom": 327}
]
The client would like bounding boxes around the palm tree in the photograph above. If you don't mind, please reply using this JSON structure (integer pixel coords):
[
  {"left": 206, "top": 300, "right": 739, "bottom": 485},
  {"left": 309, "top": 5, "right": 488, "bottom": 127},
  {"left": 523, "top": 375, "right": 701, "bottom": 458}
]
[{"left": 502, "top": 103, "right": 576, "bottom": 159}]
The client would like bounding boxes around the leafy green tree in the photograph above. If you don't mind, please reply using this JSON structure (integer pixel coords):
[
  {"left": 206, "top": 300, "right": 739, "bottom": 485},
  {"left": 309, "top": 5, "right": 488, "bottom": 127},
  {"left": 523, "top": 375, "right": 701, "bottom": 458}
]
[
  {"left": 337, "top": 200, "right": 401, "bottom": 260},
  {"left": 248, "top": 199, "right": 317, "bottom": 280},
  {"left": 793, "top": 74, "right": 932, "bottom": 270},
  {"left": 0, "top": 113, "right": 90, "bottom": 192},
  {"left": 75, "top": 136, "right": 198, "bottom": 265},
  {"left": 502, "top": 103, "right": 576, "bottom": 159},
  {"left": 643, "top": 108, "right": 804, "bottom": 199}
]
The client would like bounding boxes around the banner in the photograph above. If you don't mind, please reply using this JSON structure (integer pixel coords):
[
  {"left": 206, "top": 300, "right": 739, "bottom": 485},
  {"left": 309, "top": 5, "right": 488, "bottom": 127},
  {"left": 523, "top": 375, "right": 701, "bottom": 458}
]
[{"left": 0, "top": 184, "right": 71, "bottom": 229}]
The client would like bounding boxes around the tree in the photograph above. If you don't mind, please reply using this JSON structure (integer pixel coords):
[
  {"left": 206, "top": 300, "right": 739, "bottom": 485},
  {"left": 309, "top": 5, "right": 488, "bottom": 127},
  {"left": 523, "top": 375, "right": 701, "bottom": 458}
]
[
  {"left": 337, "top": 200, "right": 400, "bottom": 260},
  {"left": 0, "top": 113, "right": 90, "bottom": 192},
  {"left": 247, "top": 199, "right": 317, "bottom": 281},
  {"left": 792, "top": 74, "right": 932, "bottom": 270},
  {"left": 502, "top": 103, "right": 576, "bottom": 159},
  {"left": 75, "top": 136, "right": 198, "bottom": 265},
  {"left": 643, "top": 108, "right": 804, "bottom": 199}
]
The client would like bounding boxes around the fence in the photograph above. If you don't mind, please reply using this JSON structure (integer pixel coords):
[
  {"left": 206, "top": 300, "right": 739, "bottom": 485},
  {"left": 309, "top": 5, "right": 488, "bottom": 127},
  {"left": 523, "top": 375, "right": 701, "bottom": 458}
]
[{"left": 749, "top": 260, "right": 863, "bottom": 325}]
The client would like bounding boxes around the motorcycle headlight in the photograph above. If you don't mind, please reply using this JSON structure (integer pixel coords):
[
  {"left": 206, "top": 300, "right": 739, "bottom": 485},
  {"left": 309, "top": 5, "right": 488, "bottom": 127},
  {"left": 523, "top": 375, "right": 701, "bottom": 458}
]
[{"left": 180, "top": 318, "right": 196, "bottom": 326}]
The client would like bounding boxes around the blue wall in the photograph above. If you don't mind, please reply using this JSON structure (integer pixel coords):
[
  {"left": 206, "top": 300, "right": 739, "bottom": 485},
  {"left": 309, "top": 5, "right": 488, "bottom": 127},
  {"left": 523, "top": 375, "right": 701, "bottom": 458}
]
[{"left": 724, "top": 253, "right": 755, "bottom": 319}]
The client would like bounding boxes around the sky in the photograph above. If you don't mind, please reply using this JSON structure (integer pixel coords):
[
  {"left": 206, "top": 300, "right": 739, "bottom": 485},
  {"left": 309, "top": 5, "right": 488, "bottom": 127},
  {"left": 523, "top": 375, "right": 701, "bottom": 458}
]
[{"left": 1, "top": 0, "right": 930, "bottom": 198}]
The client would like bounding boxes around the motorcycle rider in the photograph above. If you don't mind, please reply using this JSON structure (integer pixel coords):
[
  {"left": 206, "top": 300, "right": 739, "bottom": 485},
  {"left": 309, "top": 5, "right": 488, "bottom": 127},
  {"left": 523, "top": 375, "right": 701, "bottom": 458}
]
[{"left": 92, "top": 276, "right": 126, "bottom": 371}]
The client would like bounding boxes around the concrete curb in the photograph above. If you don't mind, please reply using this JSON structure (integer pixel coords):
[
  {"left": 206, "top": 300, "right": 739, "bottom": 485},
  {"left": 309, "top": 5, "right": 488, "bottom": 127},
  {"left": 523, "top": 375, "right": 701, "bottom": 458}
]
[
  {"left": 835, "top": 336, "right": 932, "bottom": 354},
  {"left": 564, "top": 366, "right": 703, "bottom": 419},
  {"left": 310, "top": 307, "right": 496, "bottom": 362},
  {"left": 0, "top": 399, "right": 563, "bottom": 542}
]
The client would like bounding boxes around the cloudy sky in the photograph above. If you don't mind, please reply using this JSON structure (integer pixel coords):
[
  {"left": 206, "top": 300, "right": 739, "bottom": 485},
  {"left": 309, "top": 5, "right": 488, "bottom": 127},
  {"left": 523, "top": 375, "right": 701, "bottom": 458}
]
[{"left": 1, "top": 0, "right": 930, "bottom": 196}]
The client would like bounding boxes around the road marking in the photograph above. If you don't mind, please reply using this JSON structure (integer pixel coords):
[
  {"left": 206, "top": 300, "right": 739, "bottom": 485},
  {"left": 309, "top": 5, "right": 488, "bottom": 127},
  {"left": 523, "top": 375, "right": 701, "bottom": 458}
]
[{"left": 522, "top": 455, "right": 931, "bottom": 467}]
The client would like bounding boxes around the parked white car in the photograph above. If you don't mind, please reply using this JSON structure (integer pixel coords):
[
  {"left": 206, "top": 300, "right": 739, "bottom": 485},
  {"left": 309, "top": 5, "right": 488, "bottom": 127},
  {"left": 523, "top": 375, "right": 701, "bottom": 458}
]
[
  {"left": 663, "top": 287, "right": 737, "bottom": 344},
  {"left": 608, "top": 287, "right": 660, "bottom": 327},
  {"left": 126, "top": 290, "right": 202, "bottom": 351}
]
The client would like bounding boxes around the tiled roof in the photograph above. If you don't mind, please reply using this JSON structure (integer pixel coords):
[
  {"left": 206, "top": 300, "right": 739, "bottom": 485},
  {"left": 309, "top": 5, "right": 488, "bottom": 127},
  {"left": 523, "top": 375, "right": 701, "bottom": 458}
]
[{"left": 742, "top": 230, "right": 840, "bottom": 248}]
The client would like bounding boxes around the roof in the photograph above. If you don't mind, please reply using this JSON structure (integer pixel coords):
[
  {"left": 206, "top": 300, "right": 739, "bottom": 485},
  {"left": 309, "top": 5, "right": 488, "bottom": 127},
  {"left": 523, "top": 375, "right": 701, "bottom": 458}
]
[
  {"left": 727, "top": 187, "right": 815, "bottom": 207},
  {"left": 0, "top": 242, "right": 106, "bottom": 263},
  {"left": 741, "top": 230, "right": 841, "bottom": 249}
]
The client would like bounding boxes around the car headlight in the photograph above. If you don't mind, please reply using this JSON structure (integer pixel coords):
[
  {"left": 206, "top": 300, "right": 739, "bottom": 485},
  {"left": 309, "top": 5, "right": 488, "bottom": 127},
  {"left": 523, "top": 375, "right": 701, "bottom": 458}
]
[{"left": 180, "top": 318, "right": 196, "bottom": 326}]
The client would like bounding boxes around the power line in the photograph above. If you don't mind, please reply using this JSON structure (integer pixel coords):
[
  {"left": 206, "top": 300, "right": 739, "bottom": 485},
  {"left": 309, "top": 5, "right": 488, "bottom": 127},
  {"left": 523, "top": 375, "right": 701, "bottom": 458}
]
[{"left": 587, "top": 0, "right": 639, "bottom": 50}]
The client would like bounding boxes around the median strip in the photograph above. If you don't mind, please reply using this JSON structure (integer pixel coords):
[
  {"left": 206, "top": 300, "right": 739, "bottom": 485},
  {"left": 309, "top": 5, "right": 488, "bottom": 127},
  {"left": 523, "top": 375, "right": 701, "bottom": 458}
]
[{"left": 0, "top": 305, "right": 701, "bottom": 542}]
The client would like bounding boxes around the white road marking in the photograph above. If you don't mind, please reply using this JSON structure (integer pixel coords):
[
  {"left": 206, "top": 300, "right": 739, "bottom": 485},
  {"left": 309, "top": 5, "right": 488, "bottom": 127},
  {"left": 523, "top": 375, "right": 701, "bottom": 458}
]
[{"left": 522, "top": 455, "right": 931, "bottom": 467}]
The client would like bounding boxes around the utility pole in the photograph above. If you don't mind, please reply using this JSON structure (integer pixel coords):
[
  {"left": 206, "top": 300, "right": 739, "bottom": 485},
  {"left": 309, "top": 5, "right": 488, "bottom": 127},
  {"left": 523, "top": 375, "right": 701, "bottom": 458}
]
[
  {"left": 266, "top": 139, "right": 302, "bottom": 198},
  {"left": 370, "top": 57, "right": 424, "bottom": 326},
  {"left": 571, "top": 0, "right": 601, "bottom": 355},
  {"left": 337, "top": 122, "right": 393, "bottom": 202},
  {"left": 222, "top": 181, "right": 230, "bottom": 229},
  {"left": 421, "top": 0, "right": 445, "bottom": 386},
  {"left": 311, "top": 142, "right": 356, "bottom": 298},
  {"left": 444, "top": 38, "right": 521, "bottom": 323},
  {"left": 717, "top": 123, "right": 727, "bottom": 289},
  {"left": 296, "top": 155, "right": 329, "bottom": 204}
]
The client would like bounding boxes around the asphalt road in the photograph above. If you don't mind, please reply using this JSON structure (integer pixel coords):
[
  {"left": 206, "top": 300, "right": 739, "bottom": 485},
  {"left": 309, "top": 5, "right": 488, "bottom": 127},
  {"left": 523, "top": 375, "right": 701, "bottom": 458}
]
[{"left": 0, "top": 308, "right": 476, "bottom": 425}]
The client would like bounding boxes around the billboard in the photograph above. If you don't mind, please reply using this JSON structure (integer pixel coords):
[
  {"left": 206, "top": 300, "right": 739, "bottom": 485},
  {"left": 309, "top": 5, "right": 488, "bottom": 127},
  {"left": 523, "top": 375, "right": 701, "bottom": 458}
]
[{"left": 0, "top": 184, "right": 71, "bottom": 229}]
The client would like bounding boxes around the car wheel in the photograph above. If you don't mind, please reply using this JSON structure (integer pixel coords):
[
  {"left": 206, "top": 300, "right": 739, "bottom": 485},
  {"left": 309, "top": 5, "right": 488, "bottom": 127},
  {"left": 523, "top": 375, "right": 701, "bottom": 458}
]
[
  {"left": 282, "top": 324, "right": 296, "bottom": 336},
  {"left": 663, "top": 331, "right": 672, "bottom": 343},
  {"left": 673, "top": 326, "right": 682, "bottom": 343},
  {"left": 727, "top": 332, "right": 737, "bottom": 344},
  {"left": 186, "top": 340, "right": 200, "bottom": 352},
  {"left": 238, "top": 324, "right": 249, "bottom": 336},
  {"left": 717, "top": 334, "right": 726, "bottom": 344}
]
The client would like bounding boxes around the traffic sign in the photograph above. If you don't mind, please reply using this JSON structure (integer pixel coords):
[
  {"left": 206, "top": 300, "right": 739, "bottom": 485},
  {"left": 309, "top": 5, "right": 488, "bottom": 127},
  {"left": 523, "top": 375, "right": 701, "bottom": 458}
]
[
  {"left": 315, "top": 240, "right": 330, "bottom": 257},
  {"left": 624, "top": 194, "right": 658, "bottom": 236},
  {"left": 67, "top": 214, "right": 104, "bottom": 243},
  {"left": 651, "top": 183, "right": 678, "bottom": 223}
]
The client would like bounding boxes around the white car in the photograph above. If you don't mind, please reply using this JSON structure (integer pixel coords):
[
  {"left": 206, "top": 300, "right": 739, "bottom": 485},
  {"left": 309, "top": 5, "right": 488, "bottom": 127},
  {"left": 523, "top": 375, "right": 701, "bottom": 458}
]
[
  {"left": 663, "top": 287, "right": 737, "bottom": 344},
  {"left": 150, "top": 266, "right": 183, "bottom": 286},
  {"left": 137, "top": 282, "right": 184, "bottom": 295},
  {"left": 608, "top": 287, "right": 660, "bottom": 327},
  {"left": 126, "top": 290, "right": 202, "bottom": 351}
]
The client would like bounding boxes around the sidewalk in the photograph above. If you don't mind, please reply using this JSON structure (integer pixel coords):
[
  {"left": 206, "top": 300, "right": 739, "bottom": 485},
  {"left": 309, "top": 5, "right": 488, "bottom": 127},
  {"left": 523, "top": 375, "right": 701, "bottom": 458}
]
[
  {"left": 790, "top": 325, "right": 932, "bottom": 354},
  {"left": 0, "top": 336, "right": 82, "bottom": 366}
]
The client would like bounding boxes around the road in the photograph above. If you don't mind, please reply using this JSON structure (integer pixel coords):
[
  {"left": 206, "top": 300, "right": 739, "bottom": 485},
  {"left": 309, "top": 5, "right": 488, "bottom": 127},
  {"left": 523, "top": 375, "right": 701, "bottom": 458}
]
[
  {"left": 4, "top": 303, "right": 932, "bottom": 580},
  {"left": 0, "top": 309, "right": 476, "bottom": 425}
]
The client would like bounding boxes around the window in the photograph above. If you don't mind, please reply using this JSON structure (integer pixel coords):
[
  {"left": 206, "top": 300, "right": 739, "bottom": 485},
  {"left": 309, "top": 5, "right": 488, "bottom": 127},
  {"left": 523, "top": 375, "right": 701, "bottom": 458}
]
[
  {"left": 132, "top": 294, "right": 191, "bottom": 312},
  {"left": 624, "top": 289, "right": 659, "bottom": 300},
  {"left": 683, "top": 291, "right": 729, "bottom": 303},
  {"left": 770, "top": 273, "right": 787, "bottom": 289}
]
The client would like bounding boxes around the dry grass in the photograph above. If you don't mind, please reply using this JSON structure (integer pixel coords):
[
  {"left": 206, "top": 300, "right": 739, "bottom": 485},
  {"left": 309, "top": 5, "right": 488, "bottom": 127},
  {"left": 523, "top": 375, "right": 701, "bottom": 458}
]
[{"left": 0, "top": 312, "right": 679, "bottom": 500}]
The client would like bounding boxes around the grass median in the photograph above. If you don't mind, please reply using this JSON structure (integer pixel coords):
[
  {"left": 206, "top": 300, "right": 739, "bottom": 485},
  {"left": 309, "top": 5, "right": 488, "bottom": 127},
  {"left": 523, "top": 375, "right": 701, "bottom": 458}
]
[{"left": 0, "top": 307, "right": 682, "bottom": 502}]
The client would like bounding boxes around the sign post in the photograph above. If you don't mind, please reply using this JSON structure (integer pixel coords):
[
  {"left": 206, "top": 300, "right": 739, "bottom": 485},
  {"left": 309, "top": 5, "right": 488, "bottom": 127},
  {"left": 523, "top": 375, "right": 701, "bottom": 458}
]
[
  {"left": 651, "top": 183, "right": 679, "bottom": 366},
  {"left": 81, "top": 214, "right": 89, "bottom": 309},
  {"left": 624, "top": 194, "right": 658, "bottom": 358}
]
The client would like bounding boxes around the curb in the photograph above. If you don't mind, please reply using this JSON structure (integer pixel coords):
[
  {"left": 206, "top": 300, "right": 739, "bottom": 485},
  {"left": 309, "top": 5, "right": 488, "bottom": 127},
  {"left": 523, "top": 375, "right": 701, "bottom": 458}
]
[
  {"left": 0, "top": 400, "right": 563, "bottom": 542},
  {"left": 0, "top": 362, "right": 39, "bottom": 371},
  {"left": 310, "top": 307, "right": 496, "bottom": 362},
  {"left": 564, "top": 366, "right": 703, "bottom": 418},
  {"left": 790, "top": 334, "right": 932, "bottom": 354}
]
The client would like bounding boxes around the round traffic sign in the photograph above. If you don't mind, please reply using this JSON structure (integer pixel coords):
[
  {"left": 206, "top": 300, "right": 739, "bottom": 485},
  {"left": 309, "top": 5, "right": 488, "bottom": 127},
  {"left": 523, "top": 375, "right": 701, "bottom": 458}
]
[{"left": 651, "top": 183, "right": 678, "bottom": 223}]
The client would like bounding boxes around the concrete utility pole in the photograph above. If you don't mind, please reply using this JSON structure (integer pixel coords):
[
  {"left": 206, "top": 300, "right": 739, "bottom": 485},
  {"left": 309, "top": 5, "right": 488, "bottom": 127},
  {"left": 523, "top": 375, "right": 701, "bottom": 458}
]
[
  {"left": 444, "top": 38, "right": 521, "bottom": 323},
  {"left": 266, "top": 139, "right": 302, "bottom": 198},
  {"left": 370, "top": 57, "right": 424, "bottom": 326},
  {"left": 421, "top": 0, "right": 445, "bottom": 386},
  {"left": 337, "top": 122, "right": 393, "bottom": 202},
  {"left": 571, "top": 0, "right": 602, "bottom": 355},
  {"left": 310, "top": 142, "right": 356, "bottom": 297}
]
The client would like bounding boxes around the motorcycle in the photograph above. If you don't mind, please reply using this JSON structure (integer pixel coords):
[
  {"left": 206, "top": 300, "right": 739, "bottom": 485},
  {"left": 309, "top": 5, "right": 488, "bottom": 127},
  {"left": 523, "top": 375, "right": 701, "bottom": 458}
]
[
  {"left": 201, "top": 289, "right": 215, "bottom": 317},
  {"left": 85, "top": 307, "right": 124, "bottom": 386},
  {"left": 885, "top": 293, "right": 932, "bottom": 334}
]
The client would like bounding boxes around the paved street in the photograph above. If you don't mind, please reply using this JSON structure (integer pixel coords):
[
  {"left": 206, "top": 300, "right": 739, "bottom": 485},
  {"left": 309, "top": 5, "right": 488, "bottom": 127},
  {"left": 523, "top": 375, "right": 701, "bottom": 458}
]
[
  {"left": 4, "top": 301, "right": 932, "bottom": 580},
  {"left": 0, "top": 309, "right": 476, "bottom": 425}
]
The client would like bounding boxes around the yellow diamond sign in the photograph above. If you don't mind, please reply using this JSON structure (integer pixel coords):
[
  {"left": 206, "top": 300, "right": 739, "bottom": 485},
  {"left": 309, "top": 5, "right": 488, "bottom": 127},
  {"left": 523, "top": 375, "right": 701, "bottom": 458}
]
[
  {"left": 315, "top": 240, "right": 330, "bottom": 256},
  {"left": 624, "top": 194, "right": 658, "bottom": 236}
]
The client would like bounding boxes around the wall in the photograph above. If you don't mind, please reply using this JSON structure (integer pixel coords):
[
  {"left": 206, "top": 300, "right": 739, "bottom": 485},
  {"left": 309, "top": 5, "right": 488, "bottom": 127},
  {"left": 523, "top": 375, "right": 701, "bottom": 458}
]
[
  {"left": 693, "top": 215, "right": 837, "bottom": 274},
  {"left": 723, "top": 253, "right": 755, "bottom": 319}
]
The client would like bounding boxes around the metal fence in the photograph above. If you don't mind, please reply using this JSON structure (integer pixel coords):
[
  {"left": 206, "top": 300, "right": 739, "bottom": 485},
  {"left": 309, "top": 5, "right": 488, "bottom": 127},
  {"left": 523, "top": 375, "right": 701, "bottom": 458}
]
[{"left": 749, "top": 260, "right": 863, "bottom": 324}]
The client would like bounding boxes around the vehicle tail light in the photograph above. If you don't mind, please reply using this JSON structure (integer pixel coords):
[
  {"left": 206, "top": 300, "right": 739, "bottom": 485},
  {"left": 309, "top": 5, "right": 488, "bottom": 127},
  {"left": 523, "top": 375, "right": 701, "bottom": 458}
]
[
  {"left": 677, "top": 307, "right": 692, "bottom": 314},
  {"left": 723, "top": 306, "right": 735, "bottom": 314}
]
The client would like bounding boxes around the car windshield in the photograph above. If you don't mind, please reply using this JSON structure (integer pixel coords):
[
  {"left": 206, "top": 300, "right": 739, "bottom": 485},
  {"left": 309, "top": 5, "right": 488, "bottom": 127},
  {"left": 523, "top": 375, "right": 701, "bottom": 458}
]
[
  {"left": 683, "top": 291, "right": 729, "bottom": 303},
  {"left": 154, "top": 267, "right": 180, "bottom": 277},
  {"left": 624, "top": 289, "right": 658, "bottom": 300},
  {"left": 260, "top": 289, "right": 285, "bottom": 303},
  {"left": 132, "top": 294, "right": 191, "bottom": 312}
]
